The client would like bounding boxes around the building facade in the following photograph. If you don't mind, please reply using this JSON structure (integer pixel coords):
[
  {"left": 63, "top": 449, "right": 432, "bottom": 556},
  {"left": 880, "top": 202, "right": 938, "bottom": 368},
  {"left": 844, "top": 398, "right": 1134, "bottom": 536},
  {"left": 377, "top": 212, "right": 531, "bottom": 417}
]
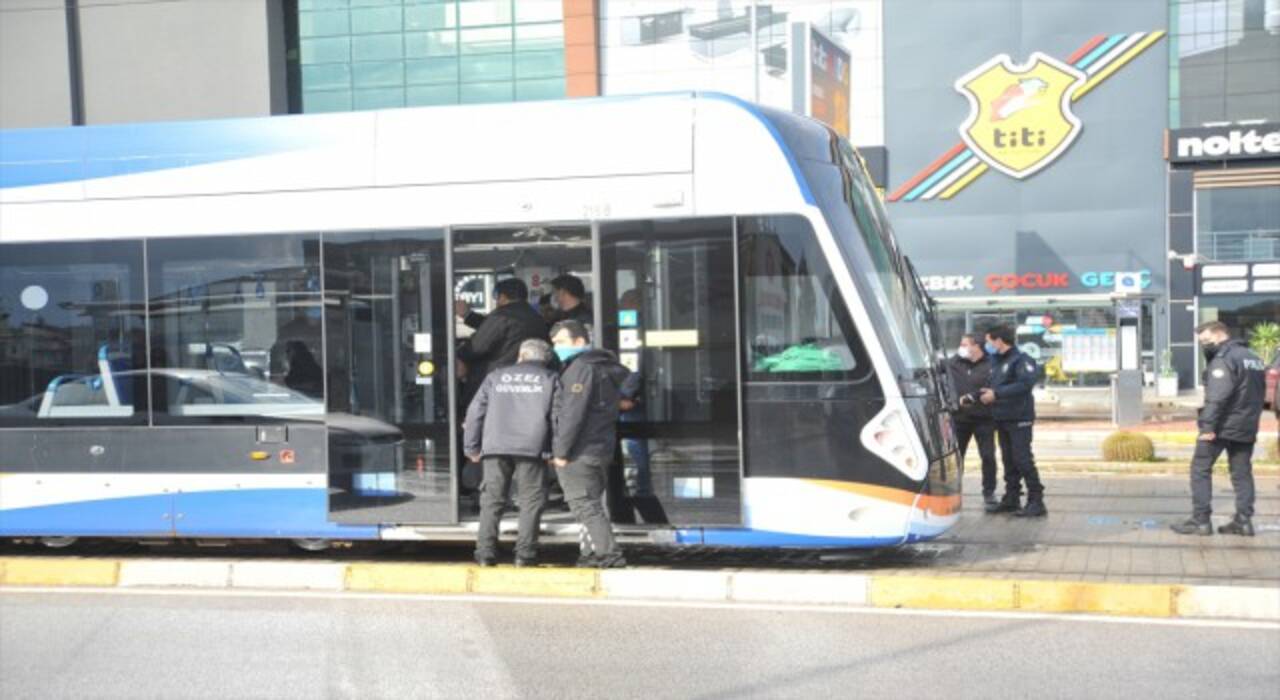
[{"left": 0, "top": 0, "right": 288, "bottom": 127}]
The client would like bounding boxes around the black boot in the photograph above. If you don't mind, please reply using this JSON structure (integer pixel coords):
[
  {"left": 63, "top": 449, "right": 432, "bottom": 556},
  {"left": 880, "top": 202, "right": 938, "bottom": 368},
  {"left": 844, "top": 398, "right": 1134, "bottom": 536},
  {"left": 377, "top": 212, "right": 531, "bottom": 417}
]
[
  {"left": 1014, "top": 498, "right": 1047, "bottom": 518},
  {"left": 1170, "top": 517, "right": 1213, "bottom": 536},
  {"left": 982, "top": 491, "right": 998, "bottom": 507},
  {"left": 985, "top": 494, "right": 1020, "bottom": 514},
  {"left": 1217, "top": 516, "right": 1255, "bottom": 537}
]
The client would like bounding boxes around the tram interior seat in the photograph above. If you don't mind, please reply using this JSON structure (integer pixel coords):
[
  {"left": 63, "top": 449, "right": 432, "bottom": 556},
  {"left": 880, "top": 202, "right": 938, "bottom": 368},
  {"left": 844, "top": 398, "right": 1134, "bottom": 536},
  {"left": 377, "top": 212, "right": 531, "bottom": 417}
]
[{"left": 36, "top": 343, "right": 134, "bottom": 418}]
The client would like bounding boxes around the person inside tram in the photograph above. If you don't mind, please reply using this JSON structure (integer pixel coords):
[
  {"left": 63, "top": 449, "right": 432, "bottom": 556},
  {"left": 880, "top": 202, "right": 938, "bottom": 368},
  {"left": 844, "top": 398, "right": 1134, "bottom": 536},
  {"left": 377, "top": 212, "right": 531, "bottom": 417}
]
[
  {"left": 282, "top": 340, "right": 324, "bottom": 398},
  {"left": 454, "top": 278, "right": 549, "bottom": 384},
  {"left": 548, "top": 274, "right": 593, "bottom": 328},
  {"left": 537, "top": 291, "right": 560, "bottom": 325}
]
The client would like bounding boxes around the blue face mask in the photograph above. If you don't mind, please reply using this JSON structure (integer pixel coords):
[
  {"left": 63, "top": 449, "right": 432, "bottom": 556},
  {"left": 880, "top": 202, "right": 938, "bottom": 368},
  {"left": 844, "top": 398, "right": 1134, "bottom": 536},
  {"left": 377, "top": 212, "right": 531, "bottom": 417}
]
[
  {"left": 555, "top": 346, "right": 587, "bottom": 363},
  {"left": 984, "top": 341, "right": 998, "bottom": 355}
]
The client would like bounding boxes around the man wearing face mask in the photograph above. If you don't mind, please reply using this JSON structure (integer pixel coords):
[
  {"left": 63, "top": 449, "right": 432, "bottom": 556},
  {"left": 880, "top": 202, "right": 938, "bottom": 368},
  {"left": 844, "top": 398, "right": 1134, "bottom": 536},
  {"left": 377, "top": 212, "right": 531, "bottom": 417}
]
[
  {"left": 549, "top": 319, "right": 630, "bottom": 568},
  {"left": 947, "top": 333, "right": 999, "bottom": 507},
  {"left": 1171, "top": 321, "right": 1266, "bottom": 537},
  {"left": 978, "top": 324, "right": 1046, "bottom": 517}
]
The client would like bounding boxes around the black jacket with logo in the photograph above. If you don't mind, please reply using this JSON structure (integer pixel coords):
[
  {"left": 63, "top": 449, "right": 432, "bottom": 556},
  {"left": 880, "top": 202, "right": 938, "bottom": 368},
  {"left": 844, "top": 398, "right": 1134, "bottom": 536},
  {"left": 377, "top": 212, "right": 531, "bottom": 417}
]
[
  {"left": 459, "top": 302, "right": 550, "bottom": 372},
  {"left": 463, "top": 361, "right": 560, "bottom": 458},
  {"left": 553, "top": 349, "right": 630, "bottom": 462},
  {"left": 1198, "top": 339, "right": 1266, "bottom": 443},
  {"left": 946, "top": 354, "right": 993, "bottom": 422},
  {"left": 989, "top": 346, "right": 1038, "bottom": 423}
]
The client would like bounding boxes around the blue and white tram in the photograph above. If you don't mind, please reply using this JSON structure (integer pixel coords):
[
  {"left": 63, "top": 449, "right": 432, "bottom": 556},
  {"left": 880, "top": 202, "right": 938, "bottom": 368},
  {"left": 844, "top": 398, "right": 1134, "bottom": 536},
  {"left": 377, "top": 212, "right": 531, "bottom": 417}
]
[{"left": 0, "top": 93, "right": 959, "bottom": 550}]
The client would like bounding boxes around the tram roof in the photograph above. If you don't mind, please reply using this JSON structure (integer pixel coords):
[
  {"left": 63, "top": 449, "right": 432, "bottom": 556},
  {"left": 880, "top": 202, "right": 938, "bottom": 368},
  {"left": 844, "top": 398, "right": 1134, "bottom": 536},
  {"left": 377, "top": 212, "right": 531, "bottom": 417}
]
[{"left": 0, "top": 92, "right": 817, "bottom": 204}]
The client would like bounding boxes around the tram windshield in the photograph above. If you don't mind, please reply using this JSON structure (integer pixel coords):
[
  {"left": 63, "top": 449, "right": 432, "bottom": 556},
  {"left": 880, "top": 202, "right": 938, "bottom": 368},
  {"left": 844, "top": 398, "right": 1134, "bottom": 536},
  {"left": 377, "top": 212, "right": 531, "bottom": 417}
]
[{"left": 834, "top": 138, "right": 936, "bottom": 371}]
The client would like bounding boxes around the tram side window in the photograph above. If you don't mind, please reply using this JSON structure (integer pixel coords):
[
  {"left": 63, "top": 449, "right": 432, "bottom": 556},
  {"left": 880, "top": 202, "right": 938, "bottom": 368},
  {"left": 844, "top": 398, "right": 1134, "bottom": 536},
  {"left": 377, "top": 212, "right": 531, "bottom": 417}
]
[
  {"left": 739, "top": 216, "right": 870, "bottom": 378},
  {"left": 0, "top": 241, "right": 148, "bottom": 426},
  {"left": 147, "top": 234, "right": 325, "bottom": 423}
]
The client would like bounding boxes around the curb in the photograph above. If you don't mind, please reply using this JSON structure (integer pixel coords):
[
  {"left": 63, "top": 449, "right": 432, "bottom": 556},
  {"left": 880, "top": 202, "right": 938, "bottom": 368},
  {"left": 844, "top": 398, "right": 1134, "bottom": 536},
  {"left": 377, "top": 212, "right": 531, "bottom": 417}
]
[{"left": 3, "top": 557, "right": 1277, "bottom": 622}]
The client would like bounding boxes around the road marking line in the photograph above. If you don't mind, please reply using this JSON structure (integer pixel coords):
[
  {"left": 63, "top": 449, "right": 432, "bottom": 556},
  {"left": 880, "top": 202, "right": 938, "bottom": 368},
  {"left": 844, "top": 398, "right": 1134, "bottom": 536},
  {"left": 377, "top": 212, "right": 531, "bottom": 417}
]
[{"left": 4, "top": 586, "right": 1277, "bottom": 631}]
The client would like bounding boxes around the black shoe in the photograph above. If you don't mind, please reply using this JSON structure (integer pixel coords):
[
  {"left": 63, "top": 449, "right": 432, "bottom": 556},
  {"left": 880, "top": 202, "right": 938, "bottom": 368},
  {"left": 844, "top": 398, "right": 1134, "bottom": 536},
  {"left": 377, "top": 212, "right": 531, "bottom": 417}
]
[
  {"left": 1217, "top": 517, "right": 1255, "bottom": 537},
  {"left": 475, "top": 554, "right": 497, "bottom": 567},
  {"left": 1014, "top": 500, "right": 1047, "bottom": 518},
  {"left": 985, "top": 496, "right": 1020, "bottom": 514},
  {"left": 576, "top": 553, "right": 600, "bottom": 568},
  {"left": 514, "top": 557, "right": 538, "bottom": 568},
  {"left": 595, "top": 553, "right": 627, "bottom": 569},
  {"left": 1170, "top": 518, "right": 1213, "bottom": 536}
]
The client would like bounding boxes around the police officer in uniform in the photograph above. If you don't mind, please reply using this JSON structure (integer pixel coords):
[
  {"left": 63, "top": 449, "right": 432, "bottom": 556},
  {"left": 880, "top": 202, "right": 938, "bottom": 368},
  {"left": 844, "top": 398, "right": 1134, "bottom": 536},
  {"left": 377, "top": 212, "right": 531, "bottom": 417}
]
[
  {"left": 549, "top": 320, "right": 630, "bottom": 568},
  {"left": 979, "top": 324, "right": 1047, "bottom": 517},
  {"left": 1171, "top": 321, "right": 1266, "bottom": 537},
  {"left": 463, "top": 339, "right": 560, "bottom": 566},
  {"left": 947, "top": 333, "right": 999, "bottom": 506}
]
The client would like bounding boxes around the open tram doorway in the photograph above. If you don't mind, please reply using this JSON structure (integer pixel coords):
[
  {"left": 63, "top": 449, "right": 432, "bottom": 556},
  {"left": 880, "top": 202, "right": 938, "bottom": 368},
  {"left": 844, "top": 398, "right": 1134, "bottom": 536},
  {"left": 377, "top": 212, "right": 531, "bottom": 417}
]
[
  {"left": 450, "top": 223, "right": 594, "bottom": 522},
  {"left": 449, "top": 219, "right": 743, "bottom": 531}
]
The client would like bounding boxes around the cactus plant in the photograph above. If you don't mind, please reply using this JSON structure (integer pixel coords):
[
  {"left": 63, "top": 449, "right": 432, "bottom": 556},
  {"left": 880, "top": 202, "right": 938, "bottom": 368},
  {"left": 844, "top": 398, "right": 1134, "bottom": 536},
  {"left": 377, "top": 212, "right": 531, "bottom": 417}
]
[{"left": 1101, "top": 431, "right": 1156, "bottom": 462}]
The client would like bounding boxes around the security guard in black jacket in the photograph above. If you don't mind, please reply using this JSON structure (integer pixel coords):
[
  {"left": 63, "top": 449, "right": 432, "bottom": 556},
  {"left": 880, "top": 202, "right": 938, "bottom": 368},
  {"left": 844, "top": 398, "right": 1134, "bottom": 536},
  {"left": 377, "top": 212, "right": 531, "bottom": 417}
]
[
  {"left": 549, "top": 320, "right": 630, "bottom": 568},
  {"left": 1172, "top": 322, "right": 1267, "bottom": 537},
  {"left": 463, "top": 339, "right": 560, "bottom": 566},
  {"left": 947, "top": 333, "right": 999, "bottom": 506},
  {"left": 979, "top": 324, "right": 1047, "bottom": 517}
]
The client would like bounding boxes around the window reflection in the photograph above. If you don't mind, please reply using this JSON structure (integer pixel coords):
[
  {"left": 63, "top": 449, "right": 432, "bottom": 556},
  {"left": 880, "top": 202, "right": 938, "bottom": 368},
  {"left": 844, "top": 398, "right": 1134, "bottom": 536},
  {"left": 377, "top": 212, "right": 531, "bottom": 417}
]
[
  {"left": 0, "top": 241, "right": 147, "bottom": 425},
  {"left": 147, "top": 235, "right": 325, "bottom": 422}
]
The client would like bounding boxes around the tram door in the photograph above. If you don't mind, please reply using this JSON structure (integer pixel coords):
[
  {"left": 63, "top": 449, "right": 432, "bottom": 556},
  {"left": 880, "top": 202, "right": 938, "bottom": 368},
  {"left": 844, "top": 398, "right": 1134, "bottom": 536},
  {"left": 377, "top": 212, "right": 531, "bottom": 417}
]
[
  {"left": 323, "top": 230, "right": 456, "bottom": 524},
  {"left": 449, "top": 224, "right": 593, "bottom": 519},
  {"left": 599, "top": 218, "right": 743, "bottom": 526}
]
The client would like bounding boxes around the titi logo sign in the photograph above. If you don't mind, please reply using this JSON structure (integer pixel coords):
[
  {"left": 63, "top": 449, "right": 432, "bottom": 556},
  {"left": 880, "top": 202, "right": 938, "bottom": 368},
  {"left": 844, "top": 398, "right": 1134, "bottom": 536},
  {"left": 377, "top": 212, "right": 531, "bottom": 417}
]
[
  {"left": 889, "top": 31, "right": 1165, "bottom": 203},
  {"left": 955, "top": 53, "right": 1085, "bottom": 179}
]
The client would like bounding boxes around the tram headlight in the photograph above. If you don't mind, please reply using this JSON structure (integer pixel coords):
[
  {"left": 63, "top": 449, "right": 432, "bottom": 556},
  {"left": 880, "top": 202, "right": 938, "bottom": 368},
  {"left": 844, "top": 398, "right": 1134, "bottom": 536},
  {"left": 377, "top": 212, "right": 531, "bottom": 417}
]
[{"left": 861, "top": 407, "right": 927, "bottom": 481}]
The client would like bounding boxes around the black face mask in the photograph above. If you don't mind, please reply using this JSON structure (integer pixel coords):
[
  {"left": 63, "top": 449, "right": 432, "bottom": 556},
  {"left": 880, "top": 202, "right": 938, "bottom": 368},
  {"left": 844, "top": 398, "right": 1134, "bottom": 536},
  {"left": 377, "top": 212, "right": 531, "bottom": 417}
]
[{"left": 1201, "top": 342, "right": 1220, "bottom": 359}]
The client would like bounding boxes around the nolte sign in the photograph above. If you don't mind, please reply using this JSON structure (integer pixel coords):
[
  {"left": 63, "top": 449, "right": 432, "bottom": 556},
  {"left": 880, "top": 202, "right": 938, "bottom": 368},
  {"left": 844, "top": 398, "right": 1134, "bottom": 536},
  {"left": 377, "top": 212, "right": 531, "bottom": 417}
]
[{"left": 1168, "top": 125, "right": 1280, "bottom": 163}]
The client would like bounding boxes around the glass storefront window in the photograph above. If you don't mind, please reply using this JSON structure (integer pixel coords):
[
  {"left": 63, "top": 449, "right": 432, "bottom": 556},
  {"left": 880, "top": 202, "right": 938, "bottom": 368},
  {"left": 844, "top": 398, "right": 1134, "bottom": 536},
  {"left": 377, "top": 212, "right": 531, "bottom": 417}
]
[
  {"left": 1199, "top": 295, "right": 1280, "bottom": 344},
  {"left": 291, "top": 0, "right": 566, "bottom": 112},
  {"left": 939, "top": 306, "right": 1134, "bottom": 387}
]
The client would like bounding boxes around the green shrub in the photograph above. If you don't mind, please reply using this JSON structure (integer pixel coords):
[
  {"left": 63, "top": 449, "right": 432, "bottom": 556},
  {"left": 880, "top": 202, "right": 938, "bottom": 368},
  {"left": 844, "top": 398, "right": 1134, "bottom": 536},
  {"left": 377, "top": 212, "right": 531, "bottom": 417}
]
[{"left": 1101, "top": 431, "right": 1156, "bottom": 462}]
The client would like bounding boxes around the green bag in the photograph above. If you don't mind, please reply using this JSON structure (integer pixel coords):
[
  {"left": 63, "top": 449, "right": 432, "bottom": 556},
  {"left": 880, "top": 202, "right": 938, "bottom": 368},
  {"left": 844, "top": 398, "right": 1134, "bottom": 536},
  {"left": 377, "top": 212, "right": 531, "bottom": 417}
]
[{"left": 754, "top": 343, "right": 845, "bottom": 372}]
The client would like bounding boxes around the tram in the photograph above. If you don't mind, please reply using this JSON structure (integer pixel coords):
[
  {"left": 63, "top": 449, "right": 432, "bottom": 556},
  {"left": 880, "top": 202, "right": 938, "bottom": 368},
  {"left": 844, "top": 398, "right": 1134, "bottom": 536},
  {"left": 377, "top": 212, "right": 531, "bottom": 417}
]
[{"left": 0, "top": 93, "right": 959, "bottom": 550}]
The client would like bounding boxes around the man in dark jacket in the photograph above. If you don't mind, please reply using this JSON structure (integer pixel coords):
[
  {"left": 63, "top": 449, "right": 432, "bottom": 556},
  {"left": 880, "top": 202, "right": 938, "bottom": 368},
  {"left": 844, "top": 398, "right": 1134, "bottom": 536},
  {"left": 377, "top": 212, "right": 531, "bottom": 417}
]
[
  {"left": 457, "top": 278, "right": 550, "bottom": 373},
  {"left": 947, "top": 333, "right": 999, "bottom": 506},
  {"left": 463, "top": 339, "right": 560, "bottom": 566},
  {"left": 1172, "top": 321, "right": 1267, "bottom": 537},
  {"left": 456, "top": 278, "right": 549, "bottom": 412},
  {"left": 550, "top": 319, "right": 630, "bottom": 568},
  {"left": 548, "top": 274, "right": 594, "bottom": 328},
  {"left": 979, "top": 324, "right": 1046, "bottom": 517}
]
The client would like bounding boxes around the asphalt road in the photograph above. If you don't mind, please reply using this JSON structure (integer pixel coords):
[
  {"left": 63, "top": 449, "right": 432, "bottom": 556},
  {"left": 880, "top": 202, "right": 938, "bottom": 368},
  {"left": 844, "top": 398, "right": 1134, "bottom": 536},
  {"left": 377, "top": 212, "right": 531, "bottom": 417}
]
[{"left": 2, "top": 590, "right": 1277, "bottom": 699}]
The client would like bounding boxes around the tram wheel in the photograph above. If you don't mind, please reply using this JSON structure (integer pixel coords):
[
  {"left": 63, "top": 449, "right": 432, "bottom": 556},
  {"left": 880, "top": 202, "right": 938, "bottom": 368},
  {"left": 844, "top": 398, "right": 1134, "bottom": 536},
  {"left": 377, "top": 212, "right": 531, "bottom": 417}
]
[
  {"left": 291, "top": 538, "right": 331, "bottom": 553},
  {"left": 40, "top": 536, "right": 79, "bottom": 549}
]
